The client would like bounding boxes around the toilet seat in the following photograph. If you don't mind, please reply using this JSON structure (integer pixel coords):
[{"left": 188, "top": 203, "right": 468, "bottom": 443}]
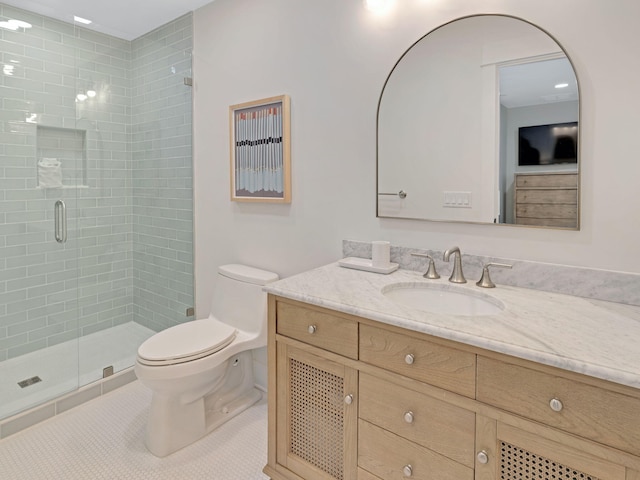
[{"left": 137, "top": 319, "right": 237, "bottom": 366}]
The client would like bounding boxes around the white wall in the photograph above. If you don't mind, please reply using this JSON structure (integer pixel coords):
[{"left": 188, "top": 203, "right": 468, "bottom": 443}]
[
  {"left": 378, "top": 16, "right": 487, "bottom": 222},
  {"left": 193, "top": 0, "right": 640, "bottom": 315}
]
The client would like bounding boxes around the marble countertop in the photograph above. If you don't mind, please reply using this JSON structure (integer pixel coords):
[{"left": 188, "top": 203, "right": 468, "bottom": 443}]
[{"left": 265, "top": 262, "right": 640, "bottom": 390}]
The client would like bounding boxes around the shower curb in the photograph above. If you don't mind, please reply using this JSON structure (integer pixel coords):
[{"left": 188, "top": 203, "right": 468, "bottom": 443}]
[{"left": 0, "top": 368, "right": 137, "bottom": 440}]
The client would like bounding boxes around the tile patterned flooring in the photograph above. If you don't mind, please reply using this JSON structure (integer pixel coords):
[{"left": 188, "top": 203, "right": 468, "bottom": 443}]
[{"left": 0, "top": 380, "right": 269, "bottom": 479}]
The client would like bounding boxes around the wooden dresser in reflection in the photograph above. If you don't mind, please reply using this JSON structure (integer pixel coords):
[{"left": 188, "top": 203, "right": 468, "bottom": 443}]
[{"left": 514, "top": 172, "right": 578, "bottom": 228}]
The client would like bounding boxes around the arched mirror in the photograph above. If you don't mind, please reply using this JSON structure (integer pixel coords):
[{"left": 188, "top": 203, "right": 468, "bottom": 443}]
[{"left": 377, "top": 15, "right": 580, "bottom": 229}]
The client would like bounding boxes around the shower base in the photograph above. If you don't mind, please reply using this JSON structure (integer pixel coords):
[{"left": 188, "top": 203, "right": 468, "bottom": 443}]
[{"left": 0, "top": 322, "right": 154, "bottom": 420}]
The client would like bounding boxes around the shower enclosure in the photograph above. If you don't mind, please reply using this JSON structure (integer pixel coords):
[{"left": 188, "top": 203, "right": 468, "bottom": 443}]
[{"left": 0, "top": 4, "right": 193, "bottom": 420}]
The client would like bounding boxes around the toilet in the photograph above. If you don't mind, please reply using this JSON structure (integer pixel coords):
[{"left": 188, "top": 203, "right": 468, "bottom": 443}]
[{"left": 134, "top": 264, "right": 279, "bottom": 457}]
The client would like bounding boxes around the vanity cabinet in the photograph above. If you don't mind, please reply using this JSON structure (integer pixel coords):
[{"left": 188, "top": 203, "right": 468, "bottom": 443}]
[
  {"left": 273, "top": 343, "right": 358, "bottom": 480},
  {"left": 477, "top": 356, "right": 640, "bottom": 458},
  {"left": 475, "top": 414, "right": 631, "bottom": 480},
  {"left": 264, "top": 295, "right": 640, "bottom": 480},
  {"left": 475, "top": 356, "right": 640, "bottom": 480},
  {"left": 358, "top": 324, "right": 476, "bottom": 479},
  {"left": 266, "top": 298, "right": 359, "bottom": 480},
  {"left": 358, "top": 373, "right": 475, "bottom": 479}
]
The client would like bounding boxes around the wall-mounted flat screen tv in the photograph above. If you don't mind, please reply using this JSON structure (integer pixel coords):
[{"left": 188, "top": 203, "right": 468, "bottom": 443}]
[{"left": 518, "top": 121, "right": 578, "bottom": 166}]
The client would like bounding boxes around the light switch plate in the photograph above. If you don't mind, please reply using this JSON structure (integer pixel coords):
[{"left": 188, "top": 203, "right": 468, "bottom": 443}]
[{"left": 443, "top": 191, "right": 472, "bottom": 208}]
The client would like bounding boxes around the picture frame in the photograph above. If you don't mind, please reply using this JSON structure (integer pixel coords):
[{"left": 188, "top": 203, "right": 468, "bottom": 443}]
[{"left": 229, "top": 95, "right": 291, "bottom": 203}]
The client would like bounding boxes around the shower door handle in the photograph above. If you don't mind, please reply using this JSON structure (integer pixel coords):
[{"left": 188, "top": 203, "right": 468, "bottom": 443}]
[{"left": 54, "top": 200, "right": 67, "bottom": 243}]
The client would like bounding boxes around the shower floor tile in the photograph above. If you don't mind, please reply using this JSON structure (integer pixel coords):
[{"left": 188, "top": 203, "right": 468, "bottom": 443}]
[
  {"left": 0, "top": 380, "right": 269, "bottom": 480},
  {"left": 0, "top": 322, "right": 154, "bottom": 419}
]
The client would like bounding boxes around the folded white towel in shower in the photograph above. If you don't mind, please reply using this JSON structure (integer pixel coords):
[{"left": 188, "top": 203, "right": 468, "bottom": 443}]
[{"left": 38, "top": 157, "right": 62, "bottom": 188}]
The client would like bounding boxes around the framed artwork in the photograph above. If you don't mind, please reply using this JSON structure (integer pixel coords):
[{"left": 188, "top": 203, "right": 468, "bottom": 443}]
[{"left": 229, "top": 95, "right": 291, "bottom": 203}]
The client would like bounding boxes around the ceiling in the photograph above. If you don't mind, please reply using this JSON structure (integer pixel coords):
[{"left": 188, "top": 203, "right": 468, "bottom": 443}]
[
  {"left": 1, "top": 0, "right": 215, "bottom": 40},
  {"left": 4, "top": 1, "right": 578, "bottom": 108},
  {"left": 500, "top": 57, "right": 579, "bottom": 109}
]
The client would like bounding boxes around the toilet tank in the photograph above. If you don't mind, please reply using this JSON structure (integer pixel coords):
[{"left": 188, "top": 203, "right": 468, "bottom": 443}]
[{"left": 210, "top": 264, "right": 279, "bottom": 335}]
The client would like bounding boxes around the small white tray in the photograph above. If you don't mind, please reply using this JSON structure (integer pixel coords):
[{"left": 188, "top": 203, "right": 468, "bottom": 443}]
[{"left": 338, "top": 257, "right": 399, "bottom": 275}]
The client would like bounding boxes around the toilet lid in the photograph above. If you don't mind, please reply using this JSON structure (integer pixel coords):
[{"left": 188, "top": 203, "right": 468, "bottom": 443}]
[{"left": 137, "top": 319, "right": 237, "bottom": 366}]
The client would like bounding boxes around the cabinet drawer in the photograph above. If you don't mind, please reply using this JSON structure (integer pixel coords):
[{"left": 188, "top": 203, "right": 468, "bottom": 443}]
[
  {"left": 515, "top": 204, "right": 577, "bottom": 220},
  {"left": 477, "top": 356, "right": 640, "bottom": 456},
  {"left": 358, "top": 420, "right": 473, "bottom": 480},
  {"left": 359, "top": 373, "right": 475, "bottom": 467},
  {"left": 516, "top": 173, "right": 578, "bottom": 188},
  {"left": 276, "top": 301, "right": 358, "bottom": 359},
  {"left": 515, "top": 188, "right": 577, "bottom": 205},
  {"left": 359, "top": 324, "right": 475, "bottom": 397},
  {"left": 357, "top": 468, "right": 382, "bottom": 480}
]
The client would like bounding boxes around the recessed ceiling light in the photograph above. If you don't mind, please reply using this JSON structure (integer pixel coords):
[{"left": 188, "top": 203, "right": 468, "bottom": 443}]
[
  {"left": 0, "top": 21, "right": 18, "bottom": 31},
  {"left": 10, "top": 19, "right": 32, "bottom": 29},
  {"left": 73, "top": 15, "right": 92, "bottom": 25},
  {"left": 555, "top": 83, "right": 569, "bottom": 89},
  {"left": 87, "top": 90, "right": 97, "bottom": 98},
  {"left": 0, "top": 19, "right": 33, "bottom": 30},
  {"left": 76, "top": 93, "right": 88, "bottom": 102}
]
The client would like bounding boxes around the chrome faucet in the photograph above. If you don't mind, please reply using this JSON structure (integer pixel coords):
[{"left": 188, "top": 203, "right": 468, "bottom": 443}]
[{"left": 443, "top": 246, "right": 466, "bottom": 283}]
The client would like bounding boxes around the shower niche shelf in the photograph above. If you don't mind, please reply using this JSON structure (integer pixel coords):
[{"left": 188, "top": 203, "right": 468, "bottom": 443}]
[{"left": 36, "top": 126, "right": 88, "bottom": 189}]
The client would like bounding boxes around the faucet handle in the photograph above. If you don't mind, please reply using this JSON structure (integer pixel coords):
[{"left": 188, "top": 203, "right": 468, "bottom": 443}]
[
  {"left": 411, "top": 253, "right": 440, "bottom": 279},
  {"left": 476, "top": 262, "right": 512, "bottom": 288}
]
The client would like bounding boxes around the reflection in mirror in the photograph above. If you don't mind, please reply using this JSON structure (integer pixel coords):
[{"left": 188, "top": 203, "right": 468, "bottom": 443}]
[{"left": 377, "top": 15, "right": 580, "bottom": 229}]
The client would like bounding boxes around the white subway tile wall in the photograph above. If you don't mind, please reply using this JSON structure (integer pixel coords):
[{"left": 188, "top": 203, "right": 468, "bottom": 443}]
[{"left": 0, "top": 4, "right": 193, "bottom": 362}]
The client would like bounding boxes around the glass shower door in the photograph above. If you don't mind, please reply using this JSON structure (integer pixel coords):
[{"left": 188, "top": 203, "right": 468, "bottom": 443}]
[
  {"left": 0, "top": 4, "right": 194, "bottom": 421},
  {"left": 0, "top": 7, "right": 83, "bottom": 420},
  {"left": 0, "top": 57, "right": 81, "bottom": 420},
  {"left": 72, "top": 14, "right": 194, "bottom": 387},
  {"left": 71, "top": 20, "right": 137, "bottom": 386},
  {"left": 0, "top": 153, "right": 81, "bottom": 419}
]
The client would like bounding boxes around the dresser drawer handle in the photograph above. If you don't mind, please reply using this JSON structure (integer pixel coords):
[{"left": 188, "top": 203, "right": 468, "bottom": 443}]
[
  {"left": 307, "top": 325, "right": 317, "bottom": 334},
  {"left": 402, "top": 464, "right": 413, "bottom": 477},
  {"left": 549, "top": 398, "right": 564, "bottom": 412},
  {"left": 403, "top": 411, "right": 414, "bottom": 424},
  {"left": 404, "top": 353, "right": 415, "bottom": 365},
  {"left": 477, "top": 450, "right": 489, "bottom": 464},
  {"left": 344, "top": 394, "right": 354, "bottom": 405}
]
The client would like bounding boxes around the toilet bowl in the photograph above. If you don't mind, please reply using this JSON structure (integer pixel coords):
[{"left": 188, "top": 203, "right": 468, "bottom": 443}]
[{"left": 135, "top": 264, "right": 279, "bottom": 457}]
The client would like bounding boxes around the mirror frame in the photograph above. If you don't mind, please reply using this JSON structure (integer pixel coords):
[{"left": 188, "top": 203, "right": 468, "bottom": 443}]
[{"left": 376, "top": 14, "right": 581, "bottom": 230}]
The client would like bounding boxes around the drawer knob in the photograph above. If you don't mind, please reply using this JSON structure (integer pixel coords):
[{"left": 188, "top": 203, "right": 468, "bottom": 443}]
[
  {"left": 402, "top": 464, "right": 413, "bottom": 477},
  {"left": 404, "top": 353, "right": 415, "bottom": 365},
  {"left": 549, "top": 398, "right": 564, "bottom": 412},
  {"left": 344, "top": 394, "right": 354, "bottom": 405},
  {"left": 307, "top": 325, "right": 317, "bottom": 334},
  {"left": 403, "top": 411, "right": 414, "bottom": 424},
  {"left": 477, "top": 450, "right": 489, "bottom": 464}
]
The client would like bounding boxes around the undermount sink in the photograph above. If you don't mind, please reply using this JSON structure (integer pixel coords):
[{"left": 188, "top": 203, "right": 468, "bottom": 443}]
[{"left": 382, "top": 282, "right": 505, "bottom": 316}]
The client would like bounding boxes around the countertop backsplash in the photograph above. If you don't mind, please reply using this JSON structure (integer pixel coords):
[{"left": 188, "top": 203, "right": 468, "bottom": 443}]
[{"left": 343, "top": 239, "right": 640, "bottom": 307}]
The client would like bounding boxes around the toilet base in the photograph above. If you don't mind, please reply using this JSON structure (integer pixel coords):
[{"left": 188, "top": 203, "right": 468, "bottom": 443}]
[
  {"left": 143, "top": 351, "right": 261, "bottom": 457},
  {"left": 205, "top": 385, "right": 262, "bottom": 433}
]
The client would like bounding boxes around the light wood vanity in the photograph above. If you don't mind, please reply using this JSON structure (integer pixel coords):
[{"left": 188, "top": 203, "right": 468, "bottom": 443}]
[{"left": 264, "top": 295, "right": 640, "bottom": 480}]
